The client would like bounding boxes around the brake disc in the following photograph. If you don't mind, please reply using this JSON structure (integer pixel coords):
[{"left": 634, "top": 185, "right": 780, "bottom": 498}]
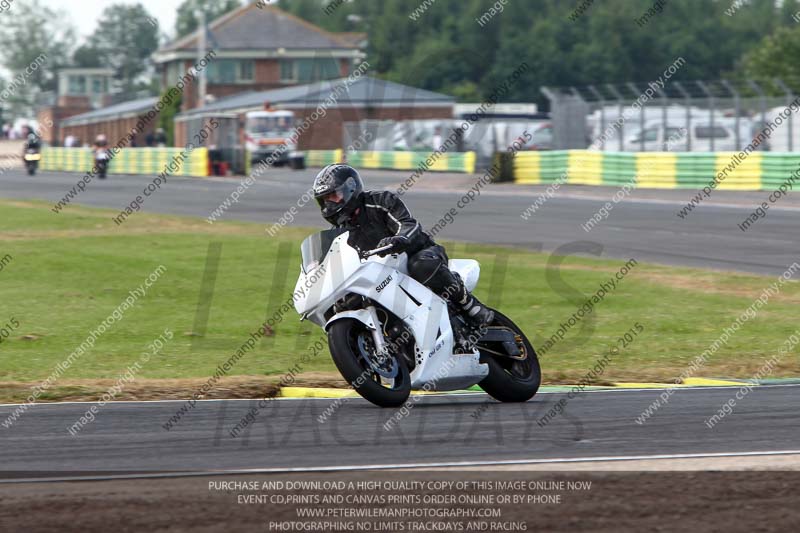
[{"left": 356, "top": 334, "right": 398, "bottom": 379}]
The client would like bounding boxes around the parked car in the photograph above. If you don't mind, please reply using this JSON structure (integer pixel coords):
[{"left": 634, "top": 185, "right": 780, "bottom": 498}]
[
  {"left": 623, "top": 121, "right": 746, "bottom": 152},
  {"left": 528, "top": 122, "right": 553, "bottom": 151}
]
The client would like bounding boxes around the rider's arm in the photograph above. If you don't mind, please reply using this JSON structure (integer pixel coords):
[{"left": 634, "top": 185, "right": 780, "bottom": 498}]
[{"left": 368, "top": 191, "right": 421, "bottom": 240}]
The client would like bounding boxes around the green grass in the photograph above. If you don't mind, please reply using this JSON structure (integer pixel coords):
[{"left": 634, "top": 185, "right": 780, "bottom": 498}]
[{"left": 0, "top": 199, "right": 798, "bottom": 396}]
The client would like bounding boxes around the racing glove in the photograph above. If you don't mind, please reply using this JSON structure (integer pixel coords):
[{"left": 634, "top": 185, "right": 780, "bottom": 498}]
[{"left": 376, "top": 236, "right": 409, "bottom": 257}]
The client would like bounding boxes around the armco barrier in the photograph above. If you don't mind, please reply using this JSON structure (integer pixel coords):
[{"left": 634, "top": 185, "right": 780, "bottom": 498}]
[
  {"left": 40, "top": 147, "right": 209, "bottom": 177},
  {"left": 513, "top": 150, "right": 800, "bottom": 190}
]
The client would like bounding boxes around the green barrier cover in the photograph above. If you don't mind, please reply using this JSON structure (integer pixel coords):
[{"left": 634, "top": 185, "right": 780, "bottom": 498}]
[
  {"left": 513, "top": 150, "right": 800, "bottom": 191},
  {"left": 40, "top": 147, "right": 209, "bottom": 177}
]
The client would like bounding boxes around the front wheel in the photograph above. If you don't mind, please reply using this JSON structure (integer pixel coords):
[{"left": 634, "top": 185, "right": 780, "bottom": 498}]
[
  {"left": 328, "top": 319, "right": 411, "bottom": 408},
  {"left": 27, "top": 165, "right": 36, "bottom": 176},
  {"left": 477, "top": 310, "right": 541, "bottom": 402}
]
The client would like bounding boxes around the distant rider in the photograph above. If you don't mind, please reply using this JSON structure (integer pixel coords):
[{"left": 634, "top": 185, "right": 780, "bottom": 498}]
[
  {"left": 93, "top": 134, "right": 108, "bottom": 150},
  {"left": 23, "top": 132, "right": 41, "bottom": 153}
]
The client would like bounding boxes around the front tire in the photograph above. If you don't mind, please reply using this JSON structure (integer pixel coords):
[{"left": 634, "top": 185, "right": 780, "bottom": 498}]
[
  {"left": 477, "top": 310, "right": 541, "bottom": 402},
  {"left": 328, "top": 319, "right": 411, "bottom": 408}
]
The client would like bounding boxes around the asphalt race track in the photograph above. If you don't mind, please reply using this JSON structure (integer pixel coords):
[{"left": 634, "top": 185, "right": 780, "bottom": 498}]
[
  {"left": 1, "top": 385, "right": 799, "bottom": 481},
  {"left": 3, "top": 167, "right": 800, "bottom": 532},
  {"left": 1, "top": 167, "right": 798, "bottom": 275},
  {"left": 2, "top": 168, "right": 798, "bottom": 478}
]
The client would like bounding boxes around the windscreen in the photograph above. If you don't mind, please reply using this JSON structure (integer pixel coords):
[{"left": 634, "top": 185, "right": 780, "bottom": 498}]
[
  {"left": 246, "top": 116, "right": 293, "bottom": 136},
  {"left": 300, "top": 228, "right": 347, "bottom": 273}
]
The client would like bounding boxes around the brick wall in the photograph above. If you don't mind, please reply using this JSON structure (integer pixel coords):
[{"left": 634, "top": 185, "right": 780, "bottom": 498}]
[
  {"left": 61, "top": 114, "right": 159, "bottom": 148},
  {"left": 292, "top": 106, "right": 453, "bottom": 150}
]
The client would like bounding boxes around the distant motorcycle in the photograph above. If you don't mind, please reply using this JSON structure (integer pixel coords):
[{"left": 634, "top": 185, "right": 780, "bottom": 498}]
[
  {"left": 95, "top": 149, "right": 109, "bottom": 179},
  {"left": 23, "top": 148, "right": 40, "bottom": 176},
  {"left": 294, "top": 228, "right": 541, "bottom": 407}
]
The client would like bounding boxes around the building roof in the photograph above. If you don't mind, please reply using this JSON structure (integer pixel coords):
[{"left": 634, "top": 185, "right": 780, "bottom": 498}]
[
  {"left": 176, "top": 76, "right": 454, "bottom": 119},
  {"left": 58, "top": 68, "right": 115, "bottom": 76},
  {"left": 335, "top": 32, "right": 368, "bottom": 48},
  {"left": 154, "top": 3, "right": 361, "bottom": 62},
  {"left": 61, "top": 96, "right": 158, "bottom": 126}
]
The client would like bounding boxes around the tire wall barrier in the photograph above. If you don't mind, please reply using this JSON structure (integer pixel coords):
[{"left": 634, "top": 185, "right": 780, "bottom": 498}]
[
  {"left": 304, "top": 149, "right": 343, "bottom": 168},
  {"left": 40, "top": 147, "right": 209, "bottom": 177},
  {"left": 512, "top": 150, "right": 799, "bottom": 190},
  {"left": 303, "top": 150, "right": 476, "bottom": 174}
]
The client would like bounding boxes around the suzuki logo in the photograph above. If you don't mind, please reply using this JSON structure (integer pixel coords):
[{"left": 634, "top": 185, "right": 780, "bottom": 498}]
[{"left": 376, "top": 275, "right": 392, "bottom": 293}]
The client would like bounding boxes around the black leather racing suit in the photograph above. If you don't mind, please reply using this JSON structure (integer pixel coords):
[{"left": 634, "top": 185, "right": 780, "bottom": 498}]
[
  {"left": 343, "top": 190, "right": 461, "bottom": 299},
  {"left": 24, "top": 138, "right": 41, "bottom": 152}
]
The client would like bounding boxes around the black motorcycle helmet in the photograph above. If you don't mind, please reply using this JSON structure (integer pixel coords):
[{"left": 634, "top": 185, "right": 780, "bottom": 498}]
[{"left": 313, "top": 164, "right": 364, "bottom": 226}]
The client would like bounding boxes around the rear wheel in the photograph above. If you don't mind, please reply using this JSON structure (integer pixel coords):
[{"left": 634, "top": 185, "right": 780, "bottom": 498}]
[
  {"left": 328, "top": 319, "right": 411, "bottom": 408},
  {"left": 477, "top": 310, "right": 541, "bottom": 402},
  {"left": 26, "top": 164, "right": 35, "bottom": 176}
]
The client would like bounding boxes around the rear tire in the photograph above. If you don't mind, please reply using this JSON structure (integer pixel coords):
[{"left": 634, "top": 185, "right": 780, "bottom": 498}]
[
  {"left": 477, "top": 310, "right": 541, "bottom": 403},
  {"left": 328, "top": 319, "right": 411, "bottom": 408},
  {"left": 27, "top": 165, "right": 35, "bottom": 176}
]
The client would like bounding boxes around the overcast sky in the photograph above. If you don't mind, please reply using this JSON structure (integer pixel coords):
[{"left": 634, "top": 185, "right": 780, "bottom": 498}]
[{"left": 41, "top": 0, "right": 185, "bottom": 41}]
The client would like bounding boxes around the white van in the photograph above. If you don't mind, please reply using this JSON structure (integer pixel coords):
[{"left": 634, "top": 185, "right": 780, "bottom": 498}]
[
  {"left": 622, "top": 121, "right": 750, "bottom": 152},
  {"left": 757, "top": 105, "right": 800, "bottom": 152}
]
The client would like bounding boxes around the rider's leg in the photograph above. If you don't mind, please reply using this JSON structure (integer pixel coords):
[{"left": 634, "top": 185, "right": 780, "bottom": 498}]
[{"left": 406, "top": 245, "right": 494, "bottom": 328}]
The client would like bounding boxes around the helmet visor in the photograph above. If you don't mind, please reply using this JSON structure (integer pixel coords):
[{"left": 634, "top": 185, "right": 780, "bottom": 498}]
[
  {"left": 321, "top": 190, "right": 344, "bottom": 204},
  {"left": 316, "top": 177, "right": 358, "bottom": 223}
]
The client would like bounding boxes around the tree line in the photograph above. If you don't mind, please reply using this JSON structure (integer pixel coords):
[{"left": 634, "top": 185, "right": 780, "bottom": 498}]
[
  {"left": 1, "top": 0, "right": 798, "bottom": 119},
  {"left": 277, "top": 0, "right": 800, "bottom": 104}
]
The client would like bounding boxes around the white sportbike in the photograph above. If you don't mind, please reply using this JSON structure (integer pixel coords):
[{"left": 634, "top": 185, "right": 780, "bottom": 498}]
[{"left": 294, "top": 229, "right": 541, "bottom": 407}]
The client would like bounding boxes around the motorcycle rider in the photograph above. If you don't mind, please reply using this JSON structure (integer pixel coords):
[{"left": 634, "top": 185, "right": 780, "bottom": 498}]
[
  {"left": 23, "top": 131, "right": 41, "bottom": 153},
  {"left": 154, "top": 128, "right": 167, "bottom": 147},
  {"left": 312, "top": 164, "right": 494, "bottom": 335},
  {"left": 93, "top": 134, "right": 109, "bottom": 178},
  {"left": 93, "top": 133, "right": 108, "bottom": 150}
]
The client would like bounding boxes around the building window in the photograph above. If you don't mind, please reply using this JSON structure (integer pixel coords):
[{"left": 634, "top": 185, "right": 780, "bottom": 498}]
[
  {"left": 167, "top": 61, "right": 182, "bottom": 86},
  {"left": 206, "top": 59, "right": 257, "bottom": 84},
  {"left": 280, "top": 60, "right": 296, "bottom": 83},
  {"left": 280, "top": 59, "right": 340, "bottom": 84},
  {"left": 68, "top": 75, "right": 86, "bottom": 94},
  {"left": 91, "top": 77, "right": 108, "bottom": 94},
  {"left": 239, "top": 60, "right": 255, "bottom": 82}
]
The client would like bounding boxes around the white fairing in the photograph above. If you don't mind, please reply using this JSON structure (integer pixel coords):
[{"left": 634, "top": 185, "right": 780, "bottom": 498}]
[
  {"left": 448, "top": 259, "right": 480, "bottom": 292},
  {"left": 294, "top": 232, "right": 489, "bottom": 391}
]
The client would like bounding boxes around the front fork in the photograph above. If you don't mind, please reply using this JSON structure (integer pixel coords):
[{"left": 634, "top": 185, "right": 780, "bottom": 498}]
[{"left": 365, "top": 305, "right": 389, "bottom": 359}]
